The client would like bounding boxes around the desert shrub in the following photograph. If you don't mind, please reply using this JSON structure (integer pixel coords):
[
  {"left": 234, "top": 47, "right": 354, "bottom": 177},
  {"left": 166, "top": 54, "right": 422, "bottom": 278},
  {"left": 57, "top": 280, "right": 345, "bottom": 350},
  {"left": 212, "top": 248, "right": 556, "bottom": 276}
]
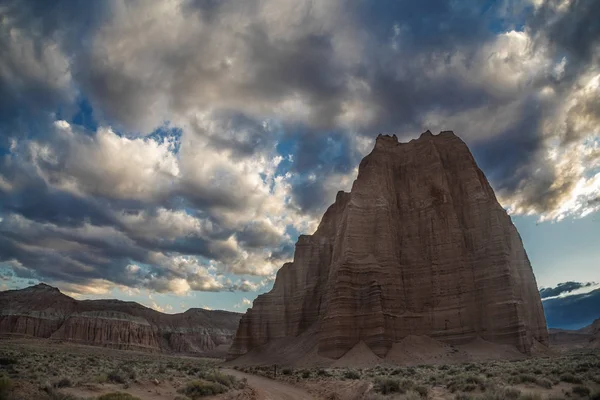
[
  {"left": 535, "top": 378, "right": 552, "bottom": 389},
  {"left": 282, "top": 368, "right": 292, "bottom": 375},
  {"left": 53, "top": 378, "right": 72, "bottom": 388},
  {"left": 107, "top": 370, "right": 126, "bottom": 384},
  {"left": 465, "top": 374, "right": 485, "bottom": 386},
  {"left": 560, "top": 373, "right": 582, "bottom": 384},
  {"left": 0, "top": 358, "right": 17, "bottom": 366},
  {"left": 44, "top": 389, "right": 82, "bottom": 400},
  {"left": 517, "top": 394, "right": 543, "bottom": 400},
  {"left": 590, "top": 391, "right": 600, "bottom": 400},
  {"left": 301, "top": 370, "right": 311, "bottom": 379},
  {"left": 120, "top": 365, "right": 136, "bottom": 380},
  {"left": 515, "top": 374, "right": 537, "bottom": 384},
  {"left": 97, "top": 393, "right": 142, "bottom": 400},
  {"left": 374, "top": 377, "right": 403, "bottom": 394},
  {"left": 316, "top": 368, "right": 331, "bottom": 377},
  {"left": 401, "top": 390, "right": 422, "bottom": 400},
  {"left": 462, "top": 384, "right": 478, "bottom": 392},
  {"left": 414, "top": 385, "right": 428, "bottom": 398},
  {"left": 454, "top": 395, "right": 476, "bottom": 400},
  {"left": 390, "top": 368, "right": 402, "bottom": 375},
  {"left": 448, "top": 374, "right": 485, "bottom": 393},
  {"left": 464, "top": 364, "right": 479, "bottom": 372},
  {"left": 571, "top": 385, "right": 591, "bottom": 397},
  {"left": 343, "top": 370, "right": 361, "bottom": 380},
  {"left": 178, "top": 379, "right": 228, "bottom": 398},
  {"left": 486, "top": 387, "right": 521, "bottom": 400},
  {"left": 0, "top": 376, "right": 12, "bottom": 399},
  {"left": 199, "top": 370, "right": 238, "bottom": 388},
  {"left": 94, "top": 373, "right": 108, "bottom": 383}
]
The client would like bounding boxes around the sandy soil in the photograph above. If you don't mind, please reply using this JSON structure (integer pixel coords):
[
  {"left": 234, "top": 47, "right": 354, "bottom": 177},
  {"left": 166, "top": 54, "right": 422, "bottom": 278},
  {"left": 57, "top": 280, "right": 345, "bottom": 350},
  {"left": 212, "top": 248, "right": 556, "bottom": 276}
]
[
  {"left": 63, "top": 382, "right": 181, "bottom": 399},
  {"left": 332, "top": 341, "right": 382, "bottom": 368},
  {"left": 229, "top": 335, "right": 535, "bottom": 368},
  {"left": 224, "top": 369, "right": 314, "bottom": 400}
]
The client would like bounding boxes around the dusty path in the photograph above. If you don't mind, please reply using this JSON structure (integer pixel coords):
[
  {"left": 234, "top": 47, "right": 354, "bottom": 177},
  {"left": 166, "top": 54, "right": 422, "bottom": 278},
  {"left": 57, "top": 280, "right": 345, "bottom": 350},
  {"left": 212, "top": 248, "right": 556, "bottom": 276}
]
[{"left": 223, "top": 369, "right": 314, "bottom": 400}]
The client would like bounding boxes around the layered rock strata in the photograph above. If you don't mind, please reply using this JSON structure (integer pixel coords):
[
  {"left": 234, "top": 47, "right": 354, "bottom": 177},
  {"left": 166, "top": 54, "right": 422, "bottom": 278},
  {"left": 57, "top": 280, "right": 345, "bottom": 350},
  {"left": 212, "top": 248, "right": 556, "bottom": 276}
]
[
  {"left": 0, "top": 283, "right": 241, "bottom": 354},
  {"left": 229, "top": 131, "right": 548, "bottom": 361}
]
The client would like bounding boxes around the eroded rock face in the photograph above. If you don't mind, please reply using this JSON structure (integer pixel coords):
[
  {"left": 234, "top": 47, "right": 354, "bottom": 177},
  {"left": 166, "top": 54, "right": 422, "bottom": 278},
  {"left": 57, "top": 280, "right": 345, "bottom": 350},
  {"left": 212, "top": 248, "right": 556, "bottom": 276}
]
[
  {"left": 229, "top": 131, "right": 548, "bottom": 361},
  {"left": 0, "top": 284, "right": 241, "bottom": 354}
]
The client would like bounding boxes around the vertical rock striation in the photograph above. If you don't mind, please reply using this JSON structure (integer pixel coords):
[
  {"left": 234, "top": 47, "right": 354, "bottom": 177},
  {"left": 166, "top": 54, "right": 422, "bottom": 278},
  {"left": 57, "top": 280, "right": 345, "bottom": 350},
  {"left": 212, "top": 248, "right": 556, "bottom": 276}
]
[
  {"left": 0, "top": 284, "right": 241, "bottom": 354},
  {"left": 228, "top": 131, "right": 548, "bottom": 361}
]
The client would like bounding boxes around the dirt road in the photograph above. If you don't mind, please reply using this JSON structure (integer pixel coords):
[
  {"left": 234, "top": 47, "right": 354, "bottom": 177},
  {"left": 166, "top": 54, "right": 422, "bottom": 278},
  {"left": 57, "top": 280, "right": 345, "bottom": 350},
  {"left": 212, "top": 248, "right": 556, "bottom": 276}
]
[{"left": 223, "top": 369, "right": 314, "bottom": 400}]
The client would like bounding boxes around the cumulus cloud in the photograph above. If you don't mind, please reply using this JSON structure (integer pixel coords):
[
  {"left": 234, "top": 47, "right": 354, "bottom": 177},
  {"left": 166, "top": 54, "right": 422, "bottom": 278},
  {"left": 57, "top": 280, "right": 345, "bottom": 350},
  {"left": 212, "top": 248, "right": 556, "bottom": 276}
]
[
  {"left": 0, "top": 0, "right": 599, "bottom": 297},
  {"left": 234, "top": 297, "right": 253, "bottom": 309}
]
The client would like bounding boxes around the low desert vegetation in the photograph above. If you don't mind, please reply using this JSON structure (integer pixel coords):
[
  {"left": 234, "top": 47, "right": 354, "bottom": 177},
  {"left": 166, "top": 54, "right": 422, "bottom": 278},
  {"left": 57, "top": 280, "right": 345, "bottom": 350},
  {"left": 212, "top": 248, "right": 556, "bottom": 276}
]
[
  {"left": 96, "top": 394, "right": 141, "bottom": 400},
  {"left": 0, "top": 340, "right": 243, "bottom": 400},
  {"left": 237, "top": 349, "right": 600, "bottom": 399},
  {"left": 3, "top": 338, "right": 600, "bottom": 399}
]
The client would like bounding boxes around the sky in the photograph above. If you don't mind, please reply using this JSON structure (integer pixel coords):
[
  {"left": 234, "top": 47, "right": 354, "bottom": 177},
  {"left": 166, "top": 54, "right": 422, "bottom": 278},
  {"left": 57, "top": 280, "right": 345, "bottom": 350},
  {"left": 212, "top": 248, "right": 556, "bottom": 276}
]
[{"left": 0, "top": 0, "right": 598, "bottom": 328}]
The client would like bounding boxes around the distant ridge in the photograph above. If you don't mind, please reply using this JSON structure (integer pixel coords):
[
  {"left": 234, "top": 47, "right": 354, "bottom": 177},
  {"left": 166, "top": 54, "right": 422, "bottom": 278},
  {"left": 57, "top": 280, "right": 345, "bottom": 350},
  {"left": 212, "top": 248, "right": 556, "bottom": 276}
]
[{"left": 0, "top": 284, "right": 241, "bottom": 356}]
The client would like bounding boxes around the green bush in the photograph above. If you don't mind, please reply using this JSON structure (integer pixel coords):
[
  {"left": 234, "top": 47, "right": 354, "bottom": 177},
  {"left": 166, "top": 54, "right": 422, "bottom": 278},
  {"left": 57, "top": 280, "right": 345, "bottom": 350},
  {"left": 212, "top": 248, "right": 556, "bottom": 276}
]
[
  {"left": 516, "top": 374, "right": 537, "bottom": 384},
  {"left": 178, "top": 380, "right": 228, "bottom": 398},
  {"left": 374, "top": 377, "right": 402, "bottom": 394},
  {"left": 454, "top": 394, "right": 476, "bottom": 400},
  {"left": 54, "top": 377, "right": 73, "bottom": 388},
  {"left": 0, "top": 376, "right": 13, "bottom": 400},
  {"left": 198, "top": 370, "right": 238, "bottom": 388},
  {"left": 572, "top": 385, "right": 591, "bottom": 397},
  {"left": 414, "top": 385, "right": 428, "bottom": 398},
  {"left": 402, "top": 390, "right": 422, "bottom": 400},
  {"left": 0, "top": 358, "right": 17, "bottom": 366},
  {"left": 535, "top": 378, "right": 552, "bottom": 389},
  {"left": 343, "top": 370, "right": 361, "bottom": 380},
  {"left": 97, "top": 393, "right": 142, "bottom": 400},
  {"left": 517, "top": 394, "right": 543, "bottom": 400},
  {"left": 107, "top": 370, "right": 126, "bottom": 384},
  {"left": 560, "top": 373, "right": 582, "bottom": 384}
]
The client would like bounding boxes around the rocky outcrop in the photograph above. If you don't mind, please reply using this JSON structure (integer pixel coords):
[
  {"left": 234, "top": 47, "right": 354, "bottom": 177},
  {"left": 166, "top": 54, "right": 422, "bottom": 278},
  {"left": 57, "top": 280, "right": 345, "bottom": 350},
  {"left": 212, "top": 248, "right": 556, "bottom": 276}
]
[
  {"left": 548, "top": 319, "right": 600, "bottom": 349},
  {"left": 0, "top": 284, "right": 241, "bottom": 355},
  {"left": 229, "top": 131, "right": 548, "bottom": 361},
  {"left": 591, "top": 320, "right": 600, "bottom": 348}
]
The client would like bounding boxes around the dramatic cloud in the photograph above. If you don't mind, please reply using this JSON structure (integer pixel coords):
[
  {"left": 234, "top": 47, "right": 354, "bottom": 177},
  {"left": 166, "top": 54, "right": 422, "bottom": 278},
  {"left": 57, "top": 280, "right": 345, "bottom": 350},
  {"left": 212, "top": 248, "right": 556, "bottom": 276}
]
[
  {"left": 539, "top": 281, "right": 597, "bottom": 299},
  {"left": 0, "top": 0, "right": 599, "bottom": 298}
]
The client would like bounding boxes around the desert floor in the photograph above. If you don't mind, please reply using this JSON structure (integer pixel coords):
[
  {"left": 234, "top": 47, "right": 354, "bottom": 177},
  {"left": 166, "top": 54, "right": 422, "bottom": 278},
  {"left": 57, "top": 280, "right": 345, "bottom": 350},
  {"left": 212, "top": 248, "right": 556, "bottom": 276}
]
[{"left": 0, "top": 339, "right": 599, "bottom": 399}]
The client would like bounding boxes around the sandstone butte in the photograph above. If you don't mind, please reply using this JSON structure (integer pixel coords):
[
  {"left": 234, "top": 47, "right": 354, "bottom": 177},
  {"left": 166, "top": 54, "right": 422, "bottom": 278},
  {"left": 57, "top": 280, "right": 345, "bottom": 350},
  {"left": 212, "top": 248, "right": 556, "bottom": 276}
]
[
  {"left": 0, "top": 283, "right": 241, "bottom": 355},
  {"left": 228, "top": 131, "right": 549, "bottom": 362}
]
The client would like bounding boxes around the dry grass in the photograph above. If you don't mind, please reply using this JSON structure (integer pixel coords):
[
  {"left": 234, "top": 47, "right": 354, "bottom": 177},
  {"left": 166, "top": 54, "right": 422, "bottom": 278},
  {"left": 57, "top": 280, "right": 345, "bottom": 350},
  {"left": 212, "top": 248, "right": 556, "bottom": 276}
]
[
  {"left": 0, "top": 339, "right": 243, "bottom": 400},
  {"left": 236, "top": 348, "right": 600, "bottom": 399}
]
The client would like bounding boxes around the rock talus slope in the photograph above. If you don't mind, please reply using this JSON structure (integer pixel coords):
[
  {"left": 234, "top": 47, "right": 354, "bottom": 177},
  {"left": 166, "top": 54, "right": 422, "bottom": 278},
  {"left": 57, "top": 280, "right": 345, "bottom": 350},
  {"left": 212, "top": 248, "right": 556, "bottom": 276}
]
[
  {"left": 229, "top": 131, "right": 548, "bottom": 361},
  {"left": 0, "top": 284, "right": 241, "bottom": 354}
]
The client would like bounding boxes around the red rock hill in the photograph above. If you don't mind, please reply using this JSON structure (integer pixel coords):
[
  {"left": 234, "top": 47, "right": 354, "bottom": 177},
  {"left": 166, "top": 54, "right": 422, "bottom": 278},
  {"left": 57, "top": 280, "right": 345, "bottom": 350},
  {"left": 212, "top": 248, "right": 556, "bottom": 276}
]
[{"left": 228, "top": 131, "right": 548, "bottom": 362}]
